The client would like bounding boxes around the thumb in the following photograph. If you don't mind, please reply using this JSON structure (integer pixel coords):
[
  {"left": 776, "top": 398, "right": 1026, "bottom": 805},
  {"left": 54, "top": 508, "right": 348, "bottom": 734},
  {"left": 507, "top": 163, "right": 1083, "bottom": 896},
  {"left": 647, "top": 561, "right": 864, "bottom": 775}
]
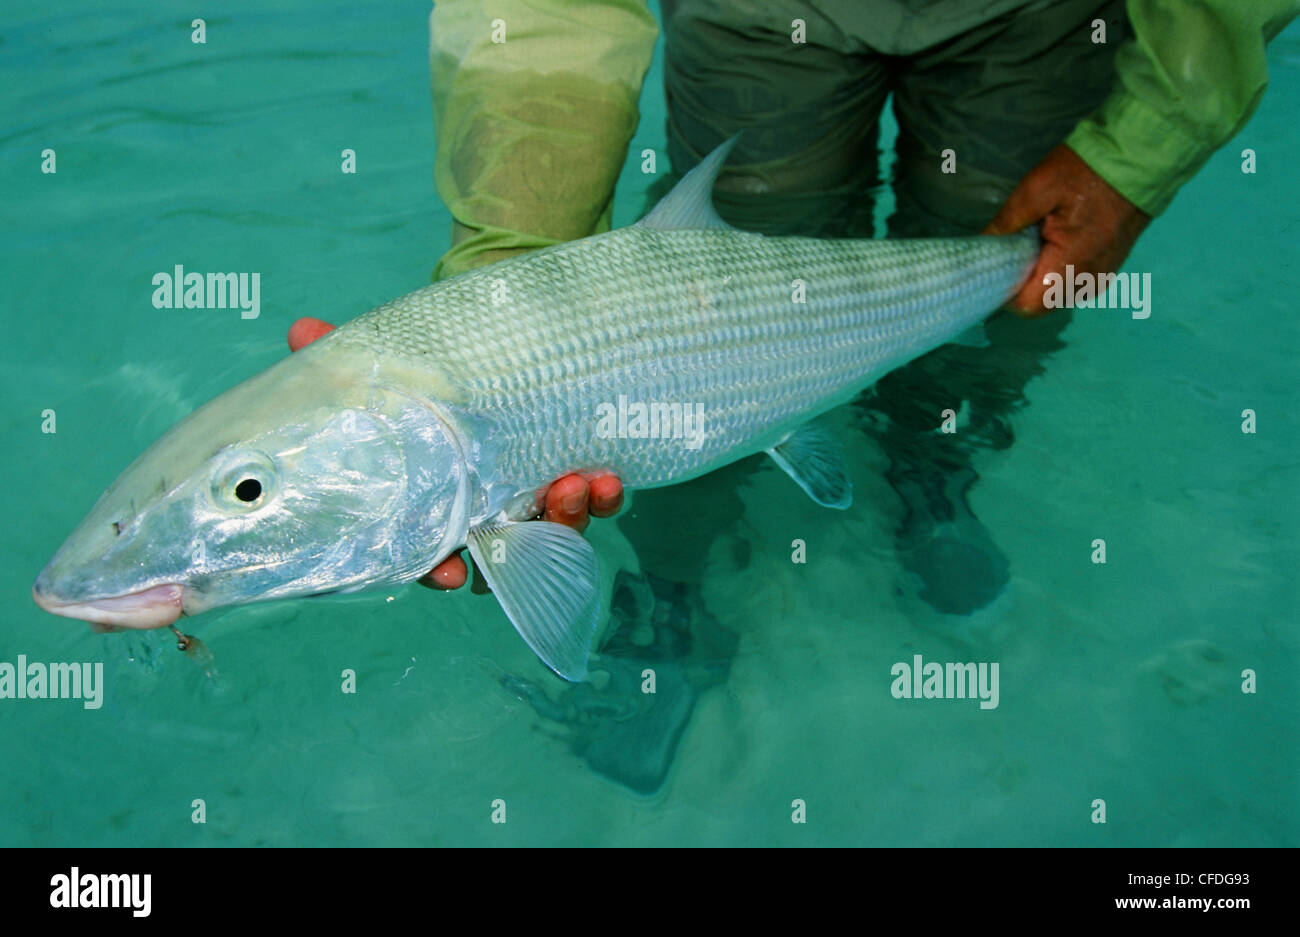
[{"left": 983, "top": 165, "right": 1057, "bottom": 236}]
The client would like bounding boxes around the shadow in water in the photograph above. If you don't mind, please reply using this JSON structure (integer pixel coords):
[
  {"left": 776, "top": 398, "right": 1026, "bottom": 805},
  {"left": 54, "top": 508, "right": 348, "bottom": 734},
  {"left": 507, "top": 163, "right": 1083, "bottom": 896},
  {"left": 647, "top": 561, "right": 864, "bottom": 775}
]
[{"left": 501, "top": 567, "right": 739, "bottom": 795}]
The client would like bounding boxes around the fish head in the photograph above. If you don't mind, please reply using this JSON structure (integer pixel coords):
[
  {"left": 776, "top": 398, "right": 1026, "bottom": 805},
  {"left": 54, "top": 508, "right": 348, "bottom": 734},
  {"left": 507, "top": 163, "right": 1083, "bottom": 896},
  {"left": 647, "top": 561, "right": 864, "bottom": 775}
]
[{"left": 33, "top": 340, "right": 471, "bottom": 629}]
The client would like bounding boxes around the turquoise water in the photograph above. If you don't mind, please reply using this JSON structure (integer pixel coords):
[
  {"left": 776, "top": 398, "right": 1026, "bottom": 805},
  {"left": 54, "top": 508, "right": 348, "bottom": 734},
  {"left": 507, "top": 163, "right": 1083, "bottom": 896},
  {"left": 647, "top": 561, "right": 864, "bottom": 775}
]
[{"left": 2, "top": 1, "right": 1296, "bottom": 846}]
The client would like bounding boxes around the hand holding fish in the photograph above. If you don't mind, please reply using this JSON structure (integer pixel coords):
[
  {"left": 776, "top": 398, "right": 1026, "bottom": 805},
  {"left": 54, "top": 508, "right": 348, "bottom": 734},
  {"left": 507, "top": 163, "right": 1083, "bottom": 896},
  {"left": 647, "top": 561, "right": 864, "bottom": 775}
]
[
  {"left": 983, "top": 144, "right": 1150, "bottom": 317},
  {"left": 287, "top": 317, "right": 625, "bottom": 591}
]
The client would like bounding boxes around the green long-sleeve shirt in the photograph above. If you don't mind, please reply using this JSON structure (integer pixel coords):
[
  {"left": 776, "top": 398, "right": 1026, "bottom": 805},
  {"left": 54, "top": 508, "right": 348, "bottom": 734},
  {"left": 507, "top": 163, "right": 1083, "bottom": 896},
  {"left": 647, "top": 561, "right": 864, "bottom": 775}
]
[{"left": 1066, "top": 0, "right": 1299, "bottom": 215}]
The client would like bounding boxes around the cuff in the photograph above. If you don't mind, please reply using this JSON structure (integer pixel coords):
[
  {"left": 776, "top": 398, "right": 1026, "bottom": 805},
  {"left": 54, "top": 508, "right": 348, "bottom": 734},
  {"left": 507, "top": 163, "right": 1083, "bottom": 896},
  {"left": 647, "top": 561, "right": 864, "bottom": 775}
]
[{"left": 1065, "top": 91, "right": 1218, "bottom": 217}]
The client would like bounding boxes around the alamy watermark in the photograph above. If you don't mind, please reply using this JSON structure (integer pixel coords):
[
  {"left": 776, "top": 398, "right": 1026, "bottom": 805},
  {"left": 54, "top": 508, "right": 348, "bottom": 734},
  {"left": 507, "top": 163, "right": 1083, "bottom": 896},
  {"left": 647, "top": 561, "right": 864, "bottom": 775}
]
[
  {"left": 1042, "top": 265, "right": 1151, "bottom": 319},
  {"left": 595, "top": 394, "right": 706, "bottom": 451},
  {"left": 0, "top": 655, "right": 103, "bottom": 709},
  {"left": 151, "top": 265, "right": 260, "bottom": 319},
  {"left": 890, "top": 653, "right": 999, "bottom": 710}
]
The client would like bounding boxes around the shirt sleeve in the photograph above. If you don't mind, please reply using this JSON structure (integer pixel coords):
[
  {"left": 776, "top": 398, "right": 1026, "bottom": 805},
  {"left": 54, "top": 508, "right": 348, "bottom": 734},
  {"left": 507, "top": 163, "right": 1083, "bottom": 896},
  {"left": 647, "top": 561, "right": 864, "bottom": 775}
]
[
  {"left": 1065, "top": 0, "right": 1300, "bottom": 216},
  {"left": 428, "top": 0, "right": 657, "bottom": 279}
]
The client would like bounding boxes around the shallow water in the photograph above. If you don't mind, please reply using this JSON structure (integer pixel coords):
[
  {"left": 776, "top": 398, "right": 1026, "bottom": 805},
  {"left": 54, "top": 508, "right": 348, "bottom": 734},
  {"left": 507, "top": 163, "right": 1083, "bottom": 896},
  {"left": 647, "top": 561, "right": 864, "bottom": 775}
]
[{"left": 1, "top": 1, "right": 1296, "bottom": 846}]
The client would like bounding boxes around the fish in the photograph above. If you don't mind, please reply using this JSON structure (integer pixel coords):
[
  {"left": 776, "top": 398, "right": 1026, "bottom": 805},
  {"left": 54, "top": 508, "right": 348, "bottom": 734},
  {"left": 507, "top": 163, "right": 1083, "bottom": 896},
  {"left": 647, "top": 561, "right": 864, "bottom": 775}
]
[{"left": 32, "top": 137, "right": 1038, "bottom": 681}]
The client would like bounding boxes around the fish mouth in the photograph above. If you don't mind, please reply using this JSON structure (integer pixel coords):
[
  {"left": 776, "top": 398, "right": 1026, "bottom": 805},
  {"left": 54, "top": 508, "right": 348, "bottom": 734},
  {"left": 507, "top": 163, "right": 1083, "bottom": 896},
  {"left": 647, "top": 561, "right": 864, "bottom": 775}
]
[{"left": 31, "top": 583, "right": 185, "bottom": 629}]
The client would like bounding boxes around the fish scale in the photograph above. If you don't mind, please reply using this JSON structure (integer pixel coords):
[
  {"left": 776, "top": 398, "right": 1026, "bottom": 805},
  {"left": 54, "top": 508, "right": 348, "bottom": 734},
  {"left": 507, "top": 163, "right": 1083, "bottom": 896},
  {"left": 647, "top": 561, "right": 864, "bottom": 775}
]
[{"left": 328, "top": 223, "right": 1037, "bottom": 493}]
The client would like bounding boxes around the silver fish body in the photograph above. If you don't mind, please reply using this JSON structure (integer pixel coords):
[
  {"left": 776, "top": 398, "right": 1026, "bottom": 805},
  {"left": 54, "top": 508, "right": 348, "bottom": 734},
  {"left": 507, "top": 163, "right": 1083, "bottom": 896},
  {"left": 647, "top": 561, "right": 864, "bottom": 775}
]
[
  {"left": 330, "top": 222, "right": 1037, "bottom": 510},
  {"left": 34, "top": 138, "right": 1036, "bottom": 680}
]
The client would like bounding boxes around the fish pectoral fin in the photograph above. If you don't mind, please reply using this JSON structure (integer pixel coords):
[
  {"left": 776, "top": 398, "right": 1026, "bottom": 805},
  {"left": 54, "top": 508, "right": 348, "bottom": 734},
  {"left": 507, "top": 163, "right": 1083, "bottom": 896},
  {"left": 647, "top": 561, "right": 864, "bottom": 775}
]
[
  {"left": 767, "top": 421, "right": 853, "bottom": 510},
  {"left": 465, "top": 520, "right": 601, "bottom": 682}
]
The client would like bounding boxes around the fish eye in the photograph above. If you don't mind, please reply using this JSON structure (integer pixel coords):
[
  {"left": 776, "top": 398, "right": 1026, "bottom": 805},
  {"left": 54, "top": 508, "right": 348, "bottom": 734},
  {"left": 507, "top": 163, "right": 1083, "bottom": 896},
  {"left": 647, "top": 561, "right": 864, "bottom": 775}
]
[
  {"left": 234, "top": 478, "right": 262, "bottom": 502},
  {"left": 211, "top": 450, "right": 277, "bottom": 511}
]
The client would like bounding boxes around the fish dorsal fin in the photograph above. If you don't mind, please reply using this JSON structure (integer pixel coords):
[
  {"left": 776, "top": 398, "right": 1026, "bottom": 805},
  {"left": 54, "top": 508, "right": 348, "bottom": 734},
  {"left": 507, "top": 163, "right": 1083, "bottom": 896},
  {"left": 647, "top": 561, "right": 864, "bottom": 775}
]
[
  {"left": 465, "top": 520, "right": 601, "bottom": 681},
  {"left": 636, "top": 134, "right": 740, "bottom": 231},
  {"left": 767, "top": 420, "right": 853, "bottom": 509}
]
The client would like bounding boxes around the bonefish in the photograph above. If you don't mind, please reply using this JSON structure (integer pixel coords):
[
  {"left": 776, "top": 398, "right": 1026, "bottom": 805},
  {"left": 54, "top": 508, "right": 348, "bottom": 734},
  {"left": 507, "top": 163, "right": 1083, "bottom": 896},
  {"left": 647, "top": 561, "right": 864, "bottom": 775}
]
[{"left": 33, "top": 138, "right": 1037, "bottom": 679}]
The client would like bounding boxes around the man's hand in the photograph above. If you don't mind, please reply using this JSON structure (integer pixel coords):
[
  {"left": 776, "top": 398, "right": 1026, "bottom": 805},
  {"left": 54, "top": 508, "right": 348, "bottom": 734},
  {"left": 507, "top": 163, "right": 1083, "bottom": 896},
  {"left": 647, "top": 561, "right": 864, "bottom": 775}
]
[
  {"left": 286, "top": 317, "right": 624, "bottom": 590},
  {"left": 983, "top": 144, "right": 1150, "bottom": 317}
]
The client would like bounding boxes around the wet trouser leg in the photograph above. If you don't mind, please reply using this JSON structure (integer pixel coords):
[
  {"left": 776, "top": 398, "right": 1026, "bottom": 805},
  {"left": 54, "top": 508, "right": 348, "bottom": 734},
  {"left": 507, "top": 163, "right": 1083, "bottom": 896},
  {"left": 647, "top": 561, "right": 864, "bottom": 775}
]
[
  {"left": 649, "top": 0, "right": 1129, "bottom": 616},
  {"left": 867, "top": 0, "right": 1128, "bottom": 613}
]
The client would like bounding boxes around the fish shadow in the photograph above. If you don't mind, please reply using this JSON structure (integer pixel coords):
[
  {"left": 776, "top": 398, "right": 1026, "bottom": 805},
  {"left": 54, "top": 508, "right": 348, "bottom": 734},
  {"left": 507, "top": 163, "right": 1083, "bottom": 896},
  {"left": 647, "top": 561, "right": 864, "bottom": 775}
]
[{"left": 500, "top": 569, "right": 738, "bottom": 796}]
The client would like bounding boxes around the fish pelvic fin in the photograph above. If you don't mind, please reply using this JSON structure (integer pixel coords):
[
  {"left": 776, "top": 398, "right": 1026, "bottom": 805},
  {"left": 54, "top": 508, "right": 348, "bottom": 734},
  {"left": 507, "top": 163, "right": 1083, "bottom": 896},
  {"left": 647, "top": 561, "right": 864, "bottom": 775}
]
[
  {"left": 767, "top": 420, "right": 853, "bottom": 510},
  {"left": 466, "top": 520, "right": 601, "bottom": 681},
  {"left": 636, "top": 134, "right": 740, "bottom": 232}
]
